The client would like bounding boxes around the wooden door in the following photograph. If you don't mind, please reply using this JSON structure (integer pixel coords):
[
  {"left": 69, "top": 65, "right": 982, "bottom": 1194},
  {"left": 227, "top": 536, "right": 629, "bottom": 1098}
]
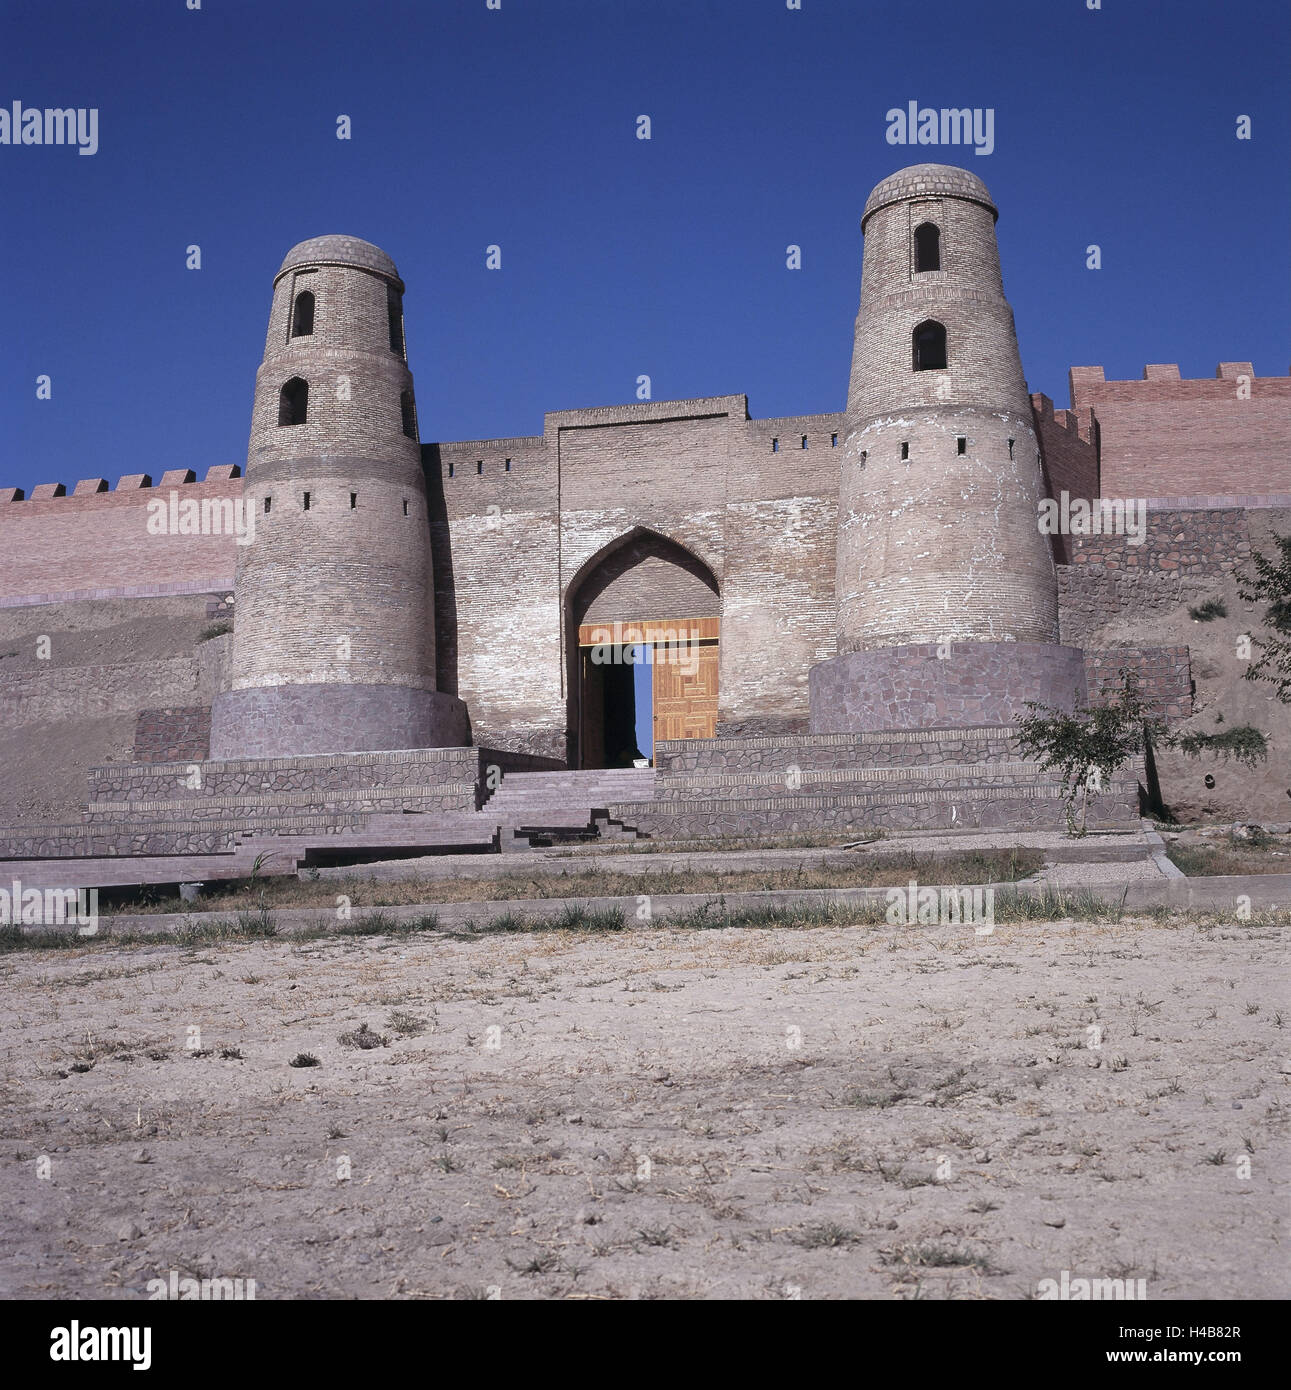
[{"left": 652, "top": 640, "right": 718, "bottom": 743}]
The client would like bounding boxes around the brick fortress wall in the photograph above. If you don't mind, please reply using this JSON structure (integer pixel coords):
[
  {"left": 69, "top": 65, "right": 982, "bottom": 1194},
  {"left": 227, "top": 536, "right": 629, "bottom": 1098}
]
[{"left": 1068, "top": 363, "right": 1291, "bottom": 500}]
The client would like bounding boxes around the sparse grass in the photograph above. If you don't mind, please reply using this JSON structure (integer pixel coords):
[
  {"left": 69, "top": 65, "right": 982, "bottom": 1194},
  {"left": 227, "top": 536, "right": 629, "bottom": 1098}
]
[
  {"left": 1172, "top": 724, "right": 1269, "bottom": 769},
  {"left": 7, "top": 894, "right": 1288, "bottom": 954},
  {"left": 385, "top": 1010, "right": 427, "bottom": 1037},
  {"left": 792, "top": 1223, "right": 862, "bottom": 1249},
  {"left": 98, "top": 849, "right": 1045, "bottom": 918},
  {"left": 882, "top": 1241, "right": 996, "bottom": 1272},
  {"left": 197, "top": 620, "right": 232, "bottom": 643},
  {"left": 1167, "top": 831, "right": 1289, "bottom": 877}
]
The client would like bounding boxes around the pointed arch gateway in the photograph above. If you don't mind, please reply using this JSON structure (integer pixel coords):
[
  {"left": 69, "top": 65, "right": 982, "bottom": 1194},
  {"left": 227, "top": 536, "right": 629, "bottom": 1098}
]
[{"left": 565, "top": 528, "right": 720, "bottom": 769}]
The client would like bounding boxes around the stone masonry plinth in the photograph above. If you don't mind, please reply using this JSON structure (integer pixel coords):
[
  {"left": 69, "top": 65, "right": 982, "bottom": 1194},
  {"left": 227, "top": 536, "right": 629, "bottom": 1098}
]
[
  {"left": 209, "top": 683, "right": 468, "bottom": 760},
  {"left": 808, "top": 642, "right": 1087, "bottom": 734}
]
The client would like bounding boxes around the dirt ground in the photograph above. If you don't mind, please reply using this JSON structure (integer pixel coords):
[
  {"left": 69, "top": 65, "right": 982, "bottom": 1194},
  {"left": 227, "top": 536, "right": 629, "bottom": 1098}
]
[{"left": 1, "top": 915, "right": 1286, "bottom": 1301}]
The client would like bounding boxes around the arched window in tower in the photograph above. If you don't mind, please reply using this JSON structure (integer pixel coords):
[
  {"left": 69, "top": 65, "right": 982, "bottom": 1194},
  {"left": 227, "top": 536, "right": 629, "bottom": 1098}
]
[
  {"left": 913, "top": 320, "right": 947, "bottom": 371},
  {"left": 278, "top": 377, "right": 309, "bottom": 426},
  {"left": 387, "top": 290, "right": 405, "bottom": 357},
  {"left": 914, "top": 222, "right": 941, "bottom": 273},
  {"left": 400, "top": 391, "right": 418, "bottom": 440},
  {"left": 290, "top": 290, "right": 315, "bottom": 337}
]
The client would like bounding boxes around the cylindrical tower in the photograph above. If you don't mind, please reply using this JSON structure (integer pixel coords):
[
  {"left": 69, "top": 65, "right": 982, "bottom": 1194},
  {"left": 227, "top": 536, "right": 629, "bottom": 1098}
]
[
  {"left": 209, "top": 235, "right": 467, "bottom": 759},
  {"left": 810, "top": 165, "right": 1085, "bottom": 733}
]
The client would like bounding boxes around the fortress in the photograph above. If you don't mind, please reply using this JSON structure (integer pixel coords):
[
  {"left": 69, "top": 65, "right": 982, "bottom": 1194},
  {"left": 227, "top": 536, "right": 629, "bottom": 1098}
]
[{"left": 1, "top": 163, "right": 1289, "bottom": 879}]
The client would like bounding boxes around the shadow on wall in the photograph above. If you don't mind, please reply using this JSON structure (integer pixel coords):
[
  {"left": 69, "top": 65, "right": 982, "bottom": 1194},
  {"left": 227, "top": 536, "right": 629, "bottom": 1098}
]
[{"left": 422, "top": 444, "right": 459, "bottom": 700}]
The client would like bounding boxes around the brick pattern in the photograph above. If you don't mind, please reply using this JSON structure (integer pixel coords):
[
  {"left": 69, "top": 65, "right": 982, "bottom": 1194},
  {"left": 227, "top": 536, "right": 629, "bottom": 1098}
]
[
  {"left": 0, "top": 476, "right": 240, "bottom": 605},
  {"left": 1068, "top": 366, "right": 1291, "bottom": 499},
  {"left": 839, "top": 174, "right": 1058, "bottom": 652},
  {"left": 226, "top": 242, "right": 440, "bottom": 758},
  {"left": 1031, "top": 392, "right": 1099, "bottom": 502},
  {"left": 1084, "top": 647, "right": 1192, "bottom": 723},
  {"left": 133, "top": 706, "right": 211, "bottom": 763}
]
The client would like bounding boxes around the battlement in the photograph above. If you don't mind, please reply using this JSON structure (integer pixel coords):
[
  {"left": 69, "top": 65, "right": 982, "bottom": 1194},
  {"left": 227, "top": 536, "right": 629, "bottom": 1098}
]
[
  {"left": 1069, "top": 362, "right": 1288, "bottom": 403},
  {"left": 1066, "top": 362, "right": 1291, "bottom": 499},
  {"left": 0, "top": 466, "right": 243, "bottom": 607},
  {"left": 0, "top": 464, "right": 241, "bottom": 504}
]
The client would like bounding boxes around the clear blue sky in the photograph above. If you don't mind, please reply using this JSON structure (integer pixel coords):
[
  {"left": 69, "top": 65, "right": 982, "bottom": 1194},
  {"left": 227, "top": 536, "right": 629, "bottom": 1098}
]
[{"left": 1, "top": 0, "right": 1287, "bottom": 496}]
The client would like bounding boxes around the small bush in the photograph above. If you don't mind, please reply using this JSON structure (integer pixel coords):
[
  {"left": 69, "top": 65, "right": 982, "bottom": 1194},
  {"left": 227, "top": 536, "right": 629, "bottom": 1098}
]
[
  {"left": 197, "top": 620, "right": 232, "bottom": 643},
  {"left": 1188, "top": 598, "right": 1227, "bottom": 622},
  {"left": 338, "top": 1023, "right": 389, "bottom": 1050},
  {"left": 288, "top": 1052, "right": 320, "bottom": 1068}
]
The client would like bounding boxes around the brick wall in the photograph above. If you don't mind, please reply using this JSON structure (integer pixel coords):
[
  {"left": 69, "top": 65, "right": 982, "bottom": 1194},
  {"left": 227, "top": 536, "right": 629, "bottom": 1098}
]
[
  {"left": 428, "top": 396, "right": 845, "bottom": 759},
  {"left": 1068, "top": 363, "right": 1291, "bottom": 499},
  {"left": 1031, "top": 392, "right": 1099, "bottom": 503},
  {"left": 0, "top": 470, "right": 240, "bottom": 606}
]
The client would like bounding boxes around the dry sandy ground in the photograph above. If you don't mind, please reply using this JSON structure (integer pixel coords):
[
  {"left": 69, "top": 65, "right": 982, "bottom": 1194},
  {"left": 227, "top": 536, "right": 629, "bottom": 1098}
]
[{"left": 1, "top": 916, "right": 1287, "bottom": 1301}]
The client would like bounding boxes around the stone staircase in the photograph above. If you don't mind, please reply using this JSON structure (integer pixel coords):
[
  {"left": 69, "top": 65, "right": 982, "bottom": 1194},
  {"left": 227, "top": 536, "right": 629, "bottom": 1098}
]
[
  {"left": 608, "top": 727, "right": 1143, "bottom": 839},
  {"left": 480, "top": 767, "right": 655, "bottom": 849}
]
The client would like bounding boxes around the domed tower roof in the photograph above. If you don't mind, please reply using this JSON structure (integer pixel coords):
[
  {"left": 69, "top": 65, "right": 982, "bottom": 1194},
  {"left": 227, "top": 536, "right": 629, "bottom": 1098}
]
[
  {"left": 861, "top": 163, "right": 997, "bottom": 229},
  {"left": 275, "top": 235, "right": 403, "bottom": 287}
]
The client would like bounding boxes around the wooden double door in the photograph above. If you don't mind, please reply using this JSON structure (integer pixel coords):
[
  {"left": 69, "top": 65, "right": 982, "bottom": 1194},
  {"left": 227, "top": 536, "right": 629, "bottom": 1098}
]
[{"left": 577, "top": 616, "right": 719, "bottom": 761}]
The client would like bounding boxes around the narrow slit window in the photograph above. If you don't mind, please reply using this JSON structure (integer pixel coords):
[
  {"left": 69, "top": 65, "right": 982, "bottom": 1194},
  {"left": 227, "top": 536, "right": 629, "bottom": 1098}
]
[
  {"left": 957, "top": 437, "right": 967, "bottom": 455},
  {"left": 263, "top": 496, "right": 271, "bottom": 514},
  {"left": 801, "top": 435, "right": 808, "bottom": 450},
  {"left": 400, "top": 390, "right": 417, "bottom": 440},
  {"left": 900, "top": 442, "right": 909, "bottom": 461},
  {"left": 402, "top": 499, "right": 409, "bottom": 516},
  {"left": 771, "top": 437, "right": 779, "bottom": 453},
  {"left": 505, "top": 458, "right": 512, "bottom": 472},
  {"left": 302, "top": 491, "right": 311, "bottom": 511},
  {"left": 448, "top": 461, "right": 454, "bottom": 478},
  {"left": 1008, "top": 438, "right": 1015, "bottom": 460},
  {"left": 831, "top": 432, "right": 838, "bottom": 447},
  {"left": 350, "top": 492, "right": 357, "bottom": 509},
  {"left": 387, "top": 291, "right": 405, "bottom": 356},
  {"left": 476, "top": 460, "right": 483, "bottom": 475}
]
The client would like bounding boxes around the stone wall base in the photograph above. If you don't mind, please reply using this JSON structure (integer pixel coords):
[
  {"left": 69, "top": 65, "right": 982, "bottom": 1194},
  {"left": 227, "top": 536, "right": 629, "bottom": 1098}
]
[
  {"left": 209, "top": 683, "right": 469, "bottom": 760},
  {"left": 809, "top": 642, "right": 1088, "bottom": 733}
]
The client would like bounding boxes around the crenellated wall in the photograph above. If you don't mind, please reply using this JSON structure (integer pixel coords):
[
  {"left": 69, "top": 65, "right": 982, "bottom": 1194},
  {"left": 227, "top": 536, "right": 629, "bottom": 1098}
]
[
  {"left": 1068, "top": 363, "right": 1291, "bottom": 500},
  {"left": 0, "top": 468, "right": 241, "bottom": 607}
]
